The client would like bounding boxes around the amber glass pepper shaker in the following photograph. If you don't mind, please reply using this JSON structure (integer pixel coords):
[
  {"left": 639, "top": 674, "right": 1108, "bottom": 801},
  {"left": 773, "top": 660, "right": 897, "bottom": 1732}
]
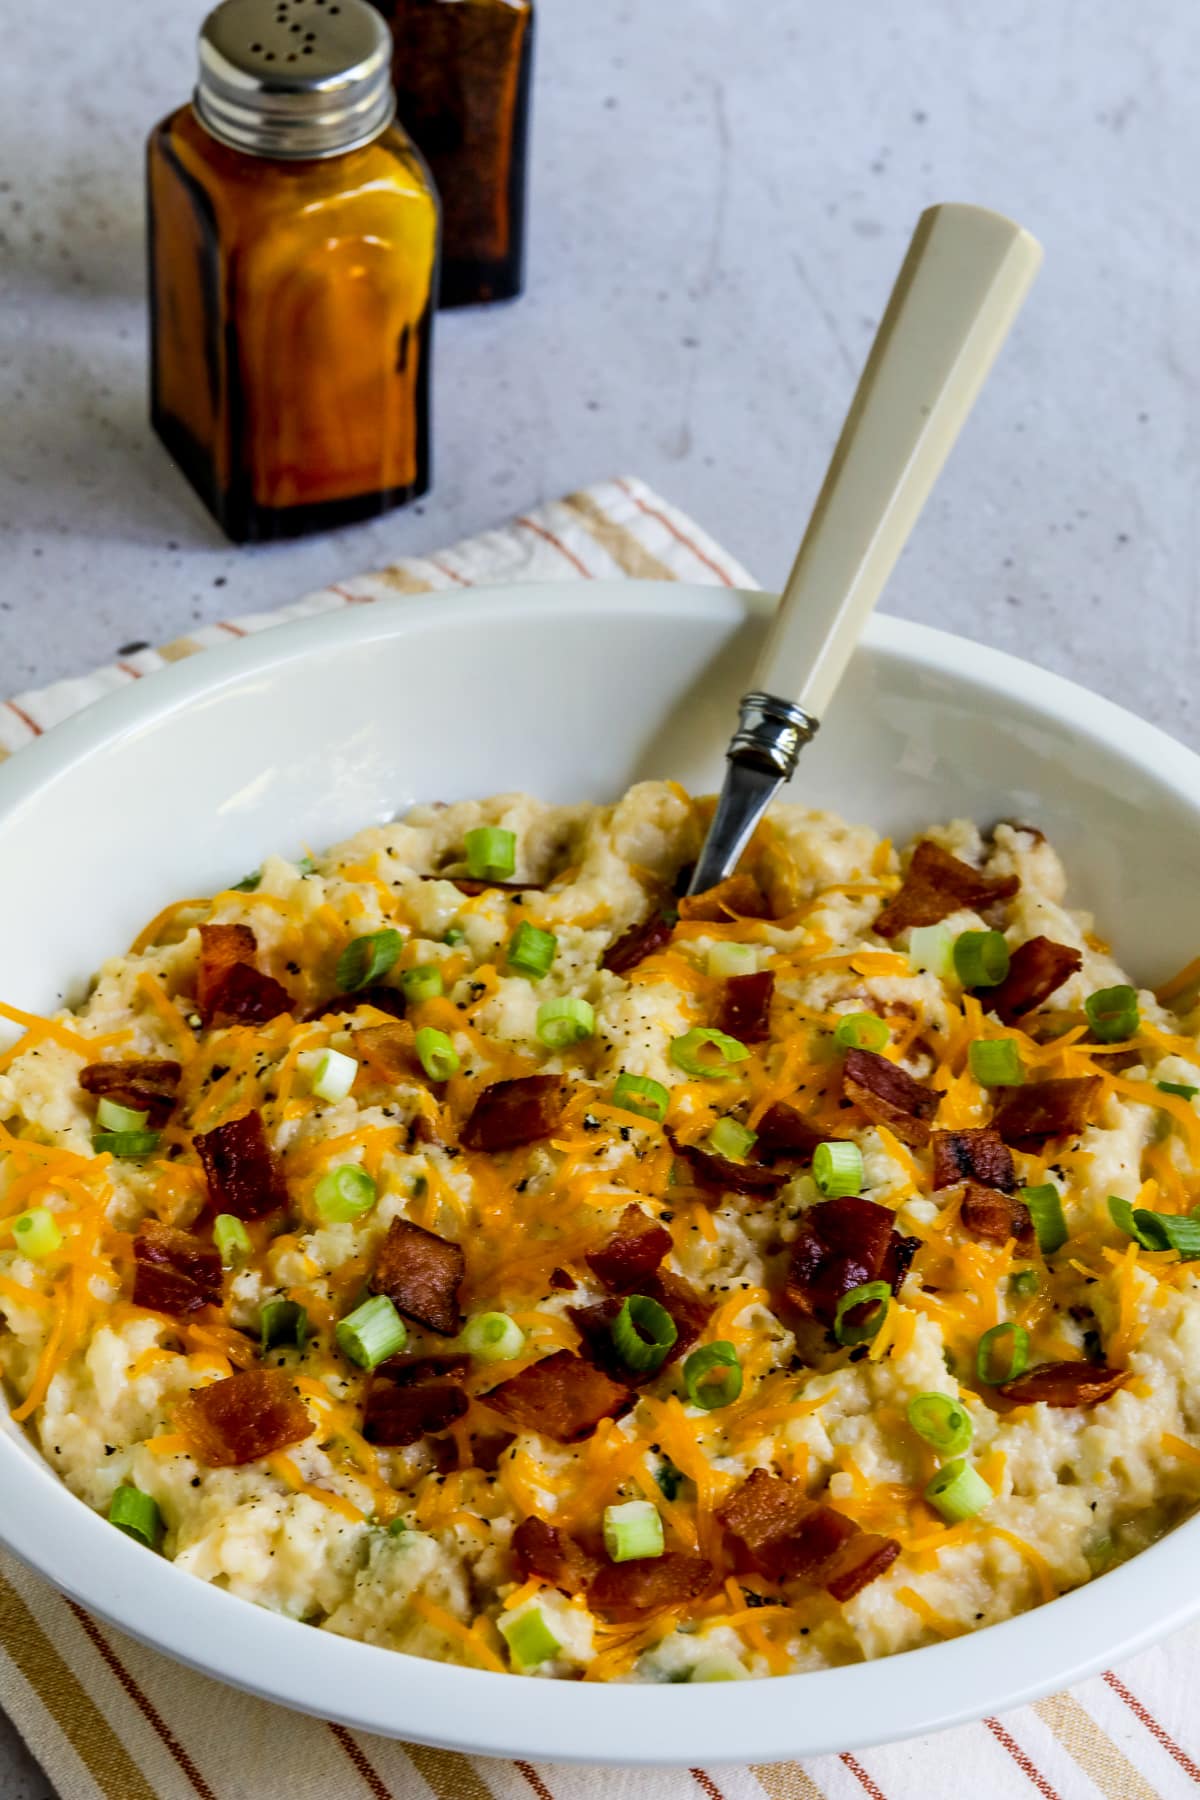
[
  {"left": 147, "top": 0, "right": 440, "bottom": 543},
  {"left": 373, "top": 0, "right": 533, "bottom": 308}
]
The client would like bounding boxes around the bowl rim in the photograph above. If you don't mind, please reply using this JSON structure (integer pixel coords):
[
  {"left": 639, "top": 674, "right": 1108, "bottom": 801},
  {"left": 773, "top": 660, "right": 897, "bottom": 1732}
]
[{"left": 2, "top": 579, "right": 1200, "bottom": 1765}]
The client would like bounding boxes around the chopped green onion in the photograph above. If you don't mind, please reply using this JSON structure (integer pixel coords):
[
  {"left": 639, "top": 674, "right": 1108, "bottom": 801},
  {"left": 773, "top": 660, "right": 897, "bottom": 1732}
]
[
  {"left": 337, "top": 929, "right": 402, "bottom": 993},
  {"left": 925, "top": 1457, "right": 993, "bottom": 1523},
  {"left": 92, "top": 1130, "right": 161, "bottom": 1158},
  {"left": 296, "top": 855, "right": 317, "bottom": 877},
  {"left": 414, "top": 1025, "right": 460, "bottom": 1082},
  {"left": 310, "top": 1048, "right": 358, "bottom": 1103},
  {"left": 507, "top": 920, "right": 558, "bottom": 979},
  {"left": 1085, "top": 984, "right": 1139, "bottom": 1043},
  {"left": 833, "top": 1280, "right": 891, "bottom": 1346},
  {"left": 655, "top": 1458, "right": 683, "bottom": 1500},
  {"left": 603, "top": 1499, "right": 664, "bottom": 1563},
  {"left": 499, "top": 1606, "right": 561, "bottom": 1669},
  {"left": 670, "top": 1026, "right": 750, "bottom": 1079},
  {"left": 813, "top": 1140, "right": 864, "bottom": 1198},
  {"left": 461, "top": 1311, "right": 525, "bottom": 1362},
  {"left": 908, "top": 923, "right": 955, "bottom": 981},
  {"left": 443, "top": 926, "right": 465, "bottom": 946},
  {"left": 611, "top": 1072, "right": 669, "bottom": 1123},
  {"left": 232, "top": 869, "right": 262, "bottom": 892},
  {"left": 1158, "top": 1080, "right": 1199, "bottom": 1101},
  {"left": 906, "top": 1392, "right": 972, "bottom": 1455},
  {"left": 953, "top": 929, "right": 1011, "bottom": 989},
  {"left": 976, "top": 1321, "right": 1030, "bottom": 1385},
  {"left": 1009, "top": 1268, "right": 1040, "bottom": 1300},
  {"left": 108, "top": 1484, "right": 162, "bottom": 1549},
  {"left": 706, "top": 943, "right": 758, "bottom": 979},
  {"left": 401, "top": 964, "right": 444, "bottom": 1005},
  {"left": 213, "top": 1214, "right": 251, "bottom": 1267},
  {"left": 690, "top": 1653, "right": 747, "bottom": 1682},
  {"left": 11, "top": 1207, "right": 62, "bottom": 1260},
  {"left": 611, "top": 1294, "right": 678, "bottom": 1373},
  {"left": 95, "top": 1097, "right": 149, "bottom": 1132},
  {"left": 313, "top": 1164, "right": 377, "bottom": 1223},
  {"left": 386, "top": 1516, "right": 408, "bottom": 1536},
  {"left": 335, "top": 1295, "right": 407, "bottom": 1368},
  {"left": 1023, "top": 1183, "right": 1068, "bottom": 1254},
  {"left": 536, "top": 996, "right": 595, "bottom": 1048},
  {"left": 968, "top": 1038, "right": 1025, "bottom": 1087},
  {"left": 705, "top": 1117, "right": 756, "bottom": 1163},
  {"left": 682, "top": 1341, "right": 743, "bottom": 1410},
  {"left": 834, "top": 1012, "right": 890, "bottom": 1052},
  {"left": 1108, "top": 1193, "right": 1200, "bottom": 1258},
  {"left": 260, "top": 1297, "right": 308, "bottom": 1352},
  {"left": 464, "top": 826, "right": 516, "bottom": 882},
  {"left": 1084, "top": 1533, "right": 1115, "bottom": 1574}
]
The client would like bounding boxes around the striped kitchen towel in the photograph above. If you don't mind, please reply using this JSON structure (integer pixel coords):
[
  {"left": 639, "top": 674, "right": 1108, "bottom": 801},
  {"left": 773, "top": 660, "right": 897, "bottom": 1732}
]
[{"left": 1, "top": 475, "right": 1198, "bottom": 1799}]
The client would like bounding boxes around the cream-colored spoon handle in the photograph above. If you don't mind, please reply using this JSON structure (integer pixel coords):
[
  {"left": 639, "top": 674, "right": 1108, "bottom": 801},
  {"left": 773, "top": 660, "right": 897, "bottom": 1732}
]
[{"left": 753, "top": 203, "right": 1042, "bottom": 721}]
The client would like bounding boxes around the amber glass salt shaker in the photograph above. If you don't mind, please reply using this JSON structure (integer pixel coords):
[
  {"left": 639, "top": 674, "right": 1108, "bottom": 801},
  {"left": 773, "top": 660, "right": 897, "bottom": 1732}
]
[
  {"left": 147, "top": 0, "right": 440, "bottom": 543},
  {"left": 373, "top": 0, "right": 533, "bottom": 308}
]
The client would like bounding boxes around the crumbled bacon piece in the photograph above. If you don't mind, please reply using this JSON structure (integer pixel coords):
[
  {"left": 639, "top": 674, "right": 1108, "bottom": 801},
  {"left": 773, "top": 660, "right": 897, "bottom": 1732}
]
[
  {"left": 512, "top": 1516, "right": 598, "bottom": 1595},
  {"left": 206, "top": 962, "right": 294, "bottom": 1027},
  {"left": 371, "top": 1218, "right": 464, "bottom": 1336},
  {"left": 175, "top": 1368, "right": 312, "bottom": 1466},
  {"left": 873, "top": 840, "right": 1020, "bottom": 938},
  {"left": 79, "top": 1059, "right": 182, "bottom": 1129},
  {"left": 784, "top": 1196, "right": 917, "bottom": 1326},
  {"left": 718, "top": 1470, "right": 899, "bottom": 1601},
  {"left": 668, "top": 1130, "right": 789, "bottom": 1195},
  {"left": 460, "top": 1075, "right": 565, "bottom": 1151},
  {"left": 843, "top": 1048, "right": 939, "bottom": 1147},
  {"left": 601, "top": 912, "right": 674, "bottom": 976},
  {"left": 959, "top": 1182, "right": 1033, "bottom": 1244},
  {"left": 196, "top": 923, "right": 292, "bottom": 1027},
  {"left": 718, "top": 970, "right": 775, "bottom": 1043},
  {"left": 353, "top": 1022, "right": 416, "bottom": 1084},
  {"left": 132, "top": 1219, "right": 223, "bottom": 1316},
  {"left": 362, "top": 1377, "right": 469, "bottom": 1446},
  {"left": 379, "top": 1353, "right": 472, "bottom": 1384},
  {"left": 931, "top": 1127, "right": 1015, "bottom": 1193},
  {"left": 678, "top": 874, "right": 770, "bottom": 922},
  {"left": 586, "top": 1551, "right": 714, "bottom": 1621},
  {"left": 755, "top": 1101, "right": 830, "bottom": 1161},
  {"left": 194, "top": 1110, "right": 287, "bottom": 1220},
  {"left": 308, "top": 987, "right": 407, "bottom": 1022},
  {"left": 719, "top": 1469, "right": 855, "bottom": 1580},
  {"left": 998, "top": 1361, "right": 1129, "bottom": 1407},
  {"left": 988, "top": 936, "right": 1083, "bottom": 1024},
  {"left": 586, "top": 1204, "right": 672, "bottom": 1292},
  {"left": 992, "top": 1076, "right": 1100, "bottom": 1147},
  {"left": 196, "top": 923, "right": 256, "bottom": 1019},
  {"left": 483, "top": 1350, "right": 631, "bottom": 1442},
  {"left": 824, "top": 1532, "right": 902, "bottom": 1601},
  {"left": 548, "top": 1266, "right": 576, "bottom": 1291}
]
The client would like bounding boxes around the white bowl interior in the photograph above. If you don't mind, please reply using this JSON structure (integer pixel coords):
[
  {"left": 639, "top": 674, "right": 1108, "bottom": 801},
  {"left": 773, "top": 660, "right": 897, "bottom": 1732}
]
[{"left": 1, "top": 581, "right": 1199, "bottom": 1761}]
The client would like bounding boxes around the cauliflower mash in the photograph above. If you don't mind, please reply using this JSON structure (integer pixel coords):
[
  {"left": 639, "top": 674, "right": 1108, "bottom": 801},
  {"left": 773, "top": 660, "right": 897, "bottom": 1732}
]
[{"left": 3, "top": 781, "right": 1200, "bottom": 1684}]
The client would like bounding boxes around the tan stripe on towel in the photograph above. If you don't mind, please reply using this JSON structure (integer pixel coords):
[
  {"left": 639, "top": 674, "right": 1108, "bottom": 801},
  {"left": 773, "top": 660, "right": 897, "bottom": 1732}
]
[
  {"left": 156, "top": 636, "right": 203, "bottom": 663},
  {"left": 1034, "top": 1691, "right": 1160, "bottom": 1800},
  {"left": 68, "top": 1605, "right": 218, "bottom": 1800},
  {"left": 0, "top": 1574, "right": 157, "bottom": 1800},
  {"left": 561, "top": 488, "right": 677, "bottom": 582},
  {"left": 371, "top": 565, "right": 439, "bottom": 596},
  {"left": 751, "top": 1761, "right": 828, "bottom": 1800},
  {"left": 405, "top": 1741, "right": 499, "bottom": 1798}
]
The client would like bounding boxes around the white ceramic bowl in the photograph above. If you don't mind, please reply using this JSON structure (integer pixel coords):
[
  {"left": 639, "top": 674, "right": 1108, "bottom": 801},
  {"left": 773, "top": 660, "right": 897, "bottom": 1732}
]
[{"left": 3, "top": 580, "right": 1200, "bottom": 1764}]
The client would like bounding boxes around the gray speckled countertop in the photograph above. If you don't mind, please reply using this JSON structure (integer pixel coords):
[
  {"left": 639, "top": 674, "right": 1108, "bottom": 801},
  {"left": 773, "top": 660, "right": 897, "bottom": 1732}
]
[{"left": 1, "top": 0, "right": 1198, "bottom": 1791}]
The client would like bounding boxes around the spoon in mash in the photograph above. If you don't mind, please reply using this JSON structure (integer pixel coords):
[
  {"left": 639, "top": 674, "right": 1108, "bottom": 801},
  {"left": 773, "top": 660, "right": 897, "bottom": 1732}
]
[{"left": 688, "top": 202, "right": 1043, "bottom": 897}]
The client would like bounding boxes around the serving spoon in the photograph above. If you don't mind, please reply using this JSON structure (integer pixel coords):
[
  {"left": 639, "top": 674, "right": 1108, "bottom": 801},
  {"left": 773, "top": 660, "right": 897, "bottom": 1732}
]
[{"left": 688, "top": 202, "right": 1043, "bottom": 896}]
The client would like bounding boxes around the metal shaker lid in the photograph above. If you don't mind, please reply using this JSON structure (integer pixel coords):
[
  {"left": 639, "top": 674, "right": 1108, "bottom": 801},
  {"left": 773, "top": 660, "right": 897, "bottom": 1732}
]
[{"left": 196, "top": 0, "right": 395, "bottom": 160}]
